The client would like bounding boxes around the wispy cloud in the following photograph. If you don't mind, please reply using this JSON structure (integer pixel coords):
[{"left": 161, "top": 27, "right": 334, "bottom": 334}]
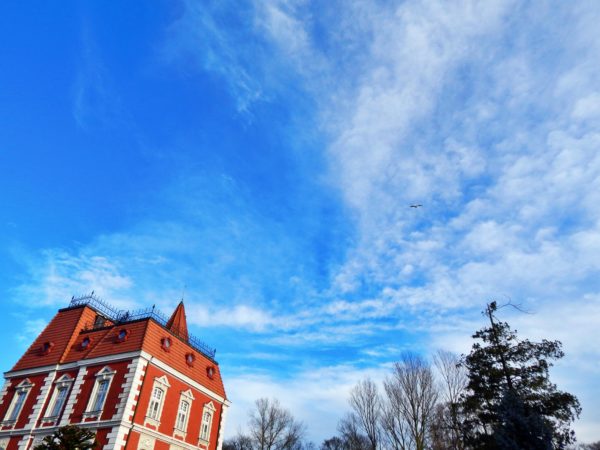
[{"left": 10, "top": 0, "right": 600, "bottom": 442}]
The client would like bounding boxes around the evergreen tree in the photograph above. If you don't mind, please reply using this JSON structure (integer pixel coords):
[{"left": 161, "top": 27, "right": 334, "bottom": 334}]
[
  {"left": 461, "top": 302, "right": 581, "bottom": 449},
  {"left": 33, "top": 425, "right": 98, "bottom": 450}
]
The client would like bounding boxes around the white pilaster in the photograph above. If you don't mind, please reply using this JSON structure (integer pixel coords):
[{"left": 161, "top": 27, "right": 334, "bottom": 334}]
[
  {"left": 216, "top": 401, "right": 230, "bottom": 450},
  {"left": 60, "top": 367, "right": 88, "bottom": 426},
  {"left": 25, "top": 372, "right": 56, "bottom": 430}
]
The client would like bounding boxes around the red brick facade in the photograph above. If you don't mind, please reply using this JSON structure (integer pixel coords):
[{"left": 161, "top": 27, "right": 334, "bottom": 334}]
[{"left": 0, "top": 296, "right": 229, "bottom": 450}]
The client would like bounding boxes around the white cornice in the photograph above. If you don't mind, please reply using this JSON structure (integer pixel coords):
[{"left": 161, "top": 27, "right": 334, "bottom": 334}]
[
  {"left": 4, "top": 351, "right": 143, "bottom": 379},
  {"left": 140, "top": 351, "right": 226, "bottom": 404}
]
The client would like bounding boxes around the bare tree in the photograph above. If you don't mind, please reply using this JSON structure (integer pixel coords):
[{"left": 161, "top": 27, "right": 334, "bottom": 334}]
[
  {"left": 348, "top": 378, "right": 381, "bottom": 450},
  {"left": 382, "top": 352, "right": 438, "bottom": 450},
  {"left": 431, "top": 350, "right": 467, "bottom": 450},
  {"left": 248, "top": 398, "right": 306, "bottom": 450},
  {"left": 224, "top": 433, "right": 254, "bottom": 450},
  {"left": 338, "top": 413, "right": 371, "bottom": 450}
]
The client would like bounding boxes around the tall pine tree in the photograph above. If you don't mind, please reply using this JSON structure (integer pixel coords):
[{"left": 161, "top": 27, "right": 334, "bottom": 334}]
[{"left": 460, "top": 302, "right": 580, "bottom": 449}]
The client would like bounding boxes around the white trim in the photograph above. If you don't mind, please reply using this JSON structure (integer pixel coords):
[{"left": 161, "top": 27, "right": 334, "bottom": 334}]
[
  {"left": 216, "top": 401, "right": 229, "bottom": 450},
  {"left": 0, "top": 381, "right": 9, "bottom": 406},
  {"left": 41, "top": 374, "right": 73, "bottom": 424},
  {"left": 173, "top": 390, "right": 194, "bottom": 439},
  {"left": 1, "top": 379, "right": 34, "bottom": 428},
  {"left": 0, "top": 437, "right": 9, "bottom": 450},
  {"left": 83, "top": 366, "right": 116, "bottom": 419},
  {"left": 131, "top": 424, "right": 200, "bottom": 450},
  {"left": 4, "top": 351, "right": 144, "bottom": 379},
  {"left": 140, "top": 352, "right": 225, "bottom": 404},
  {"left": 24, "top": 372, "right": 55, "bottom": 430},
  {"left": 137, "top": 432, "right": 156, "bottom": 450},
  {"left": 199, "top": 402, "right": 215, "bottom": 445},
  {"left": 104, "top": 358, "right": 147, "bottom": 450},
  {"left": 144, "top": 376, "right": 170, "bottom": 429}
]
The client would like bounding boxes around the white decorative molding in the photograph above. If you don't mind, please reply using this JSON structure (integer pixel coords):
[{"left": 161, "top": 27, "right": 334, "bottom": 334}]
[
  {"left": 4, "top": 351, "right": 144, "bottom": 379},
  {"left": 0, "top": 381, "right": 10, "bottom": 409},
  {"left": 144, "top": 375, "right": 170, "bottom": 429},
  {"left": 16, "top": 434, "right": 32, "bottom": 450},
  {"left": 138, "top": 433, "right": 156, "bottom": 450},
  {"left": 131, "top": 424, "right": 200, "bottom": 450},
  {"left": 140, "top": 352, "right": 225, "bottom": 404},
  {"left": 1, "top": 379, "right": 35, "bottom": 430},
  {"left": 216, "top": 401, "right": 229, "bottom": 450}
]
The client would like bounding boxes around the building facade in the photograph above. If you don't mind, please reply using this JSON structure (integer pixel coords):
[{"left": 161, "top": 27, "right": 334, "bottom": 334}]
[{"left": 0, "top": 295, "right": 230, "bottom": 450}]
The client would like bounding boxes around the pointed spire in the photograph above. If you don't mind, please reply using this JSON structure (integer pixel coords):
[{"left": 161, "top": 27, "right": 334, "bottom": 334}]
[{"left": 166, "top": 301, "right": 189, "bottom": 341}]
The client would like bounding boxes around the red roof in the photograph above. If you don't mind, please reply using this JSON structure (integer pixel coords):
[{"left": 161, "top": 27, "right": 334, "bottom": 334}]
[
  {"left": 165, "top": 301, "right": 189, "bottom": 341},
  {"left": 9, "top": 301, "right": 226, "bottom": 399}
]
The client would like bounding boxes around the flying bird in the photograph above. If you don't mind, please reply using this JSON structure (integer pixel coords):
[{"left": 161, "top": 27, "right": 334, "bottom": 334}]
[{"left": 410, "top": 204, "right": 422, "bottom": 208}]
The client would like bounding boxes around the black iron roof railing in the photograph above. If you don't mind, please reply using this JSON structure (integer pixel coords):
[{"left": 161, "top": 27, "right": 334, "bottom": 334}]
[{"left": 69, "top": 293, "right": 216, "bottom": 360}]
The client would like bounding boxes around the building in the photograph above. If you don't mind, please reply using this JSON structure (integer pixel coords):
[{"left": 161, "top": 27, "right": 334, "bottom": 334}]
[{"left": 0, "top": 295, "right": 229, "bottom": 450}]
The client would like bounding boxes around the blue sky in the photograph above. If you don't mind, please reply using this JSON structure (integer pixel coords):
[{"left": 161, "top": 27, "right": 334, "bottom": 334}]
[{"left": 1, "top": 0, "right": 599, "bottom": 443}]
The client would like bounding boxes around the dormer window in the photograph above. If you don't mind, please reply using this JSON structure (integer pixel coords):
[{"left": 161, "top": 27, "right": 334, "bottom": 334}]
[
  {"left": 117, "top": 329, "right": 129, "bottom": 342},
  {"left": 81, "top": 337, "right": 92, "bottom": 350},
  {"left": 185, "top": 353, "right": 195, "bottom": 367},
  {"left": 93, "top": 315, "right": 105, "bottom": 328},
  {"left": 161, "top": 337, "right": 172, "bottom": 352},
  {"left": 41, "top": 341, "right": 55, "bottom": 356},
  {"left": 206, "top": 366, "right": 215, "bottom": 379}
]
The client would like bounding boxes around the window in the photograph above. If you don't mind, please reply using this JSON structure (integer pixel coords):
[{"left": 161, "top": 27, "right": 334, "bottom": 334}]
[
  {"left": 144, "top": 376, "right": 170, "bottom": 428},
  {"left": 199, "top": 402, "right": 215, "bottom": 443},
  {"left": 206, "top": 366, "right": 215, "bottom": 379},
  {"left": 1, "top": 379, "right": 33, "bottom": 426},
  {"left": 117, "top": 329, "right": 129, "bottom": 342},
  {"left": 161, "top": 337, "right": 172, "bottom": 352},
  {"left": 49, "top": 385, "right": 69, "bottom": 417},
  {"left": 8, "top": 391, "right": 27, "bottom": 421},
  {"left": 91, "top": 379, "right": 109, "bottom": 412},
  {"left": 81, "top": 337, "right": 91, "bottom": 349},
  {"left": 41, "top": 341, "right": 55, "bottom": 355},
  {"left": 43, "top": 375, "right": 73, "bottom": 421},
  {"left": 173, "top": 389, "right": 194, "bottom": 439},
  {"left": 185, "top": 353, "right": 195, "bottom": 367},
  {"left": 93, "top": 315, "right": 105, "bottom": 328},
  {"left": 147, "top": 387, "right": 164, "bottom": 420},
  {"left": 175, "top": 400, "right": 189, "bottom": 431},
  {"left": 83, "top": 366, "right": 115, "bottom": 418}
]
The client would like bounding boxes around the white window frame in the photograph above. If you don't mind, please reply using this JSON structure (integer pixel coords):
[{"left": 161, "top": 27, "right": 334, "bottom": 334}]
[
  {"left": 83, "top": 366, "right": 115, "bottom": 419},
  {"left": 1, "top": 379, "right": 34, "bottom": 427},
  {"left": 42, "top": 375, "right": 73, "bottom": 422},
  {"left": 173, "top": 389, "right": 195, "bottom": 439},
  {"left": 144, "top": 375, "right": 170, "bottom": 428},
  {"left": 198, "top": 401, "right": 216, "bottom": 444}
]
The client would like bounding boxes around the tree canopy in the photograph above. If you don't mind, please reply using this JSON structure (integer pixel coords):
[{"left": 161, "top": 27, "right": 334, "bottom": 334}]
[
  {"left": 33, "top": 425, "right": 97, "bottom": 450},
  {"left": 460, "top": 302, "right": 581, "bottom": 449}
]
